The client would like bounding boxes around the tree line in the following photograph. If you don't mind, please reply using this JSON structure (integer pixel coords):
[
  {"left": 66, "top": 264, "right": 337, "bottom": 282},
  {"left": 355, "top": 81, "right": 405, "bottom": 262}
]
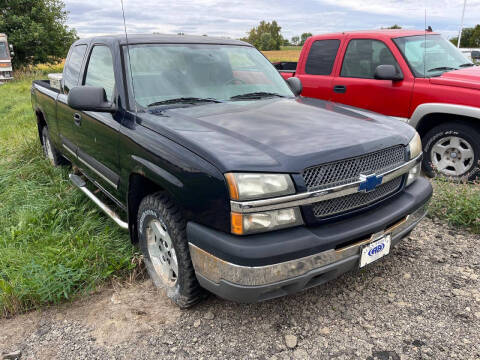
[{"left": 239, "top": 20, "right": 313, "bottom": 50}]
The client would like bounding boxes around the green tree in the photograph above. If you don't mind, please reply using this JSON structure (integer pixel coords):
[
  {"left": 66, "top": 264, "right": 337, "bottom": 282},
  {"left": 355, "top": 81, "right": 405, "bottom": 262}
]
[
  {"left": 300, "top": 32, "right": 313, "bottom": 46},
  {"left": 382, "top": 24, "right": 402, "bottom": 29},
  {"left": 291, "top": 35, "right": 300, "bottom": 46},
  {"left": 241, "top": 20, "right": 283, "bottom": 51},
  {"left": 0, "top": 0, "right": 77, "bottom": 68},
  {"left": 450, "top": 25, "right": 480, "bottom": 48}
]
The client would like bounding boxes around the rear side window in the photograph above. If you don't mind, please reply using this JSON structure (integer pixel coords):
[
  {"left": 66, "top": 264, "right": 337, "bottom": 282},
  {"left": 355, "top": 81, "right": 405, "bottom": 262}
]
[
  {"left": 84, "top": 45, "right": 115, "bottom": 102},
  {"left": 63, "top": 45, "right": 87, "bottom": 94},
  {"left": 305, "top": 40, "right": 340, "bottom": 75},
  {"left": 341, "top": 39, "right": 399, "bottom": 79}
]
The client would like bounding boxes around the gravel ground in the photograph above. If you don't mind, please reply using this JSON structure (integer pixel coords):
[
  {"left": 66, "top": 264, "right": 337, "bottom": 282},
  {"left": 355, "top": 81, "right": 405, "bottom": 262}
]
[{"left": 1, "top": 218, "right": 479, "bottom": 360}]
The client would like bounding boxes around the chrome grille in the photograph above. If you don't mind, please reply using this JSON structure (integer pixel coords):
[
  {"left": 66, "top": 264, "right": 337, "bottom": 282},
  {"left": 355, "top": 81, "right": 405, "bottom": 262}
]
[
  {"left": 312, "top": 177, "right": 403, "bottom": 218},
  {"left": 302, "top": 146, "right": 406, "bottom": 192}
]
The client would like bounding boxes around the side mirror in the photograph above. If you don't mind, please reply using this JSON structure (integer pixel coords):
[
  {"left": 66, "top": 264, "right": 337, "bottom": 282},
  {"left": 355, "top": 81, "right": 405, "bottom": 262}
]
[
  {"left": 9, "top": 44, "right": 13, "bottom": 50},
  {"left": 374, "top": 65, "right": 403, "bottom": 81},
  {"left": 10, "top": 51, "right": 14, "bottom": 57},
  {"left": 286, "top": 77, "right": 302, "bottom": 96},
  {"left": 67, "top": 86, "right": 116, "bottom": 112}
]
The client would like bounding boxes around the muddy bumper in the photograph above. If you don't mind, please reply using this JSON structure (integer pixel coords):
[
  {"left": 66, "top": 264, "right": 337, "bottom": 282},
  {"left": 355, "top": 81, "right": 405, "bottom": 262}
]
[{"left": 187, "top": 178, "right": 432, "bottom": 303}]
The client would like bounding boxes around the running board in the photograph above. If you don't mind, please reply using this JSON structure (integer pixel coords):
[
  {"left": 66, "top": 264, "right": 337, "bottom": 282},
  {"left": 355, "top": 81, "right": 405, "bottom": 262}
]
[{"left": 69, "top": 173, "right": 129, "bottom": 230}]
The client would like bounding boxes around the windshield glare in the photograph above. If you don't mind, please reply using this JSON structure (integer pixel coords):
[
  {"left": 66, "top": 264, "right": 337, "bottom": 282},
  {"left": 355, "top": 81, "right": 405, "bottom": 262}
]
[
  {"left": 0, "top": 42, "right": 9, "bottom": 59},
  {"left": 394, "top": 35, "right": 472, "bottom": 77},
  {"left": 124, "top": 44, "right": 294, "bottom": 108}
]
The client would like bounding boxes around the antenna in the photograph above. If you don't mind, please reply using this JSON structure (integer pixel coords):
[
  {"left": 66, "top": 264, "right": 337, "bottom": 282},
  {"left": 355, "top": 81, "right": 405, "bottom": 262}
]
[
  {"left": 120, "top": 0, "right": 138, "bottom": 115},
  {"left": 424, "top": 8, "right": 427, "bottom": 78}
]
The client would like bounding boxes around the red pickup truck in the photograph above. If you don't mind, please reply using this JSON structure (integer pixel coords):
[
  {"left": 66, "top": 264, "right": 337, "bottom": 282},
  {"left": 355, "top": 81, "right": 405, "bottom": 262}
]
[{"left": 275, "top": 30, "right": 480, "bottom": 180}]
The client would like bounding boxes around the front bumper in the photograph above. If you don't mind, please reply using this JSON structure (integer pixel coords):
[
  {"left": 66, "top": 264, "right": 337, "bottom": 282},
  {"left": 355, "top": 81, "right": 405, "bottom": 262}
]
[{"left": 188, "top": 178, "right": 432, "bottom": 303}]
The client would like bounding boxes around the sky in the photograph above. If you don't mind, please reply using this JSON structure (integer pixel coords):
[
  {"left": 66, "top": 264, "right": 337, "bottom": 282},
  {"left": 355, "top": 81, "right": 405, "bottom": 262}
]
[{"left": 64, "top": 0, "right": 480, "bottom": 41}]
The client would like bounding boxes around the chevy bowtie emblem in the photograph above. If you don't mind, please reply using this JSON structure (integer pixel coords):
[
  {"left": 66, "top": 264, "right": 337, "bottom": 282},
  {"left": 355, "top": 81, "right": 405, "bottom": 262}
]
[{"left": 358, "top": 173, "right": 383, "bottom": 192}]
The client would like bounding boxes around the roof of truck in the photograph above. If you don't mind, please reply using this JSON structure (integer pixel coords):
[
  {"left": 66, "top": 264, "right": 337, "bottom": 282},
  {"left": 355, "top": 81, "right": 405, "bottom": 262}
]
[
  {"left": 311, "top": 29, "right": 439, "bottom": 40},
  {"left": 73, "top": 34, "right": 251, "bottom": 47}
]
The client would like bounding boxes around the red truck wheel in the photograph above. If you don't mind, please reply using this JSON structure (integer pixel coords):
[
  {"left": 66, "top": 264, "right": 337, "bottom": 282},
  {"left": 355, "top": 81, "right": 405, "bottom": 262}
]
[{"left": 422, "top": 122, "right": 480, "bottom": 181}]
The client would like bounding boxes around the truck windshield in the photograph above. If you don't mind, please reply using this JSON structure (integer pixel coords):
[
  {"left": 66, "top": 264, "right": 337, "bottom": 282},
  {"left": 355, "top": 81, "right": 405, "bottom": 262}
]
[
  {"left": 123, "top": 44, "right": 294, "bottom": 109},
  {"left": 0, "top": 42, "right": 8, "bottom": 59},
  {"left": 393, "top": 35, "right": 473, "bottom": 77}
]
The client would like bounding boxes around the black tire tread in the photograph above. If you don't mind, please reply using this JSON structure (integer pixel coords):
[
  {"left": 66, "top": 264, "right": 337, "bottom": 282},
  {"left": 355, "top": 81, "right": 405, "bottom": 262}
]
[
  {"left": 422, "top": 122, "right": 480, "bottom": 181},
  {"left": 41, "top": 126, "right": 68, "bottom": 166},
  {"left": 137, "top": 192, "right": 205, "bottom": 308}
]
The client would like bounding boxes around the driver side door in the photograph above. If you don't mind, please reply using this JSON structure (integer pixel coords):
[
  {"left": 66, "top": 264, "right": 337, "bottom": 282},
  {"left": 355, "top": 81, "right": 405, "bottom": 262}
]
[
  {"left": 332, "top": 38, "right": 414, "bottom": 118},
  {"left": 73, "top": 44, "right": 122, "bottom": 198}
]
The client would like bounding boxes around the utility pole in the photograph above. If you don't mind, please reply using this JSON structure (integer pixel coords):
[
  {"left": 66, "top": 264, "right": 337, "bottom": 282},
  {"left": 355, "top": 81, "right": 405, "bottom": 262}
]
[{"left": 457, "top": 0, "right": 467, "bottom": 48}]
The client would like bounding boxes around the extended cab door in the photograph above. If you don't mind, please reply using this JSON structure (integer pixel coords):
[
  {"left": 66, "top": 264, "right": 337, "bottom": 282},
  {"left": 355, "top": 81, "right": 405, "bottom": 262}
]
[
  {"left": 331, "top": 37, "right": 414, "bottom": 118},
  {"left": 73, "top": 44, "right": 121, "bottom": 195},
  {"left": 296, "top": 38, "right": 341, "bottom": 100},
  {"left": 57, "top": 43, "right": 88, "bottom": 157}
]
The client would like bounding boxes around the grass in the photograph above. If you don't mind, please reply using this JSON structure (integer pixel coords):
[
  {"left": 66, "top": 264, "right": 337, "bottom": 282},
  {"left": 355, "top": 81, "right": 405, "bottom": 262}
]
[
  {"left": 429, "top": 179, "right": 480, "bottom": 234},
  {"left": 262, "top": 49, "right": 302, "bottom": 63},
  {"left": 0, "top": 67, "right": 138, "bottom": 317}
]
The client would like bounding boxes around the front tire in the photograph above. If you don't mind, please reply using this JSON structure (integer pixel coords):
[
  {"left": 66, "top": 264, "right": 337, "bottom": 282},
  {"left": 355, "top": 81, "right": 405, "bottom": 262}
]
[
  {"left": 422, "top": 122, "right": 480, "bottom": 181},
  {"left": 137, "top": 192, "right": 204, "bottom": 308}
]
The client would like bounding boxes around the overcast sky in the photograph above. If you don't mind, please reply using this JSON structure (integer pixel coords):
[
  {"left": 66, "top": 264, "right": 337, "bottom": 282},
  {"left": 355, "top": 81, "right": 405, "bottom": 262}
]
[{"left": 64, "top": 0, "right": 480, "bottom": 41}]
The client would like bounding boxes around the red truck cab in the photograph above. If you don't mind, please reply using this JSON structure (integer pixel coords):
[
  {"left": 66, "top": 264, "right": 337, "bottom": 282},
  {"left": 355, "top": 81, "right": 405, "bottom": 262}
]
[{"left": 276, "top": 30, "right": 480, "bottom": 180}]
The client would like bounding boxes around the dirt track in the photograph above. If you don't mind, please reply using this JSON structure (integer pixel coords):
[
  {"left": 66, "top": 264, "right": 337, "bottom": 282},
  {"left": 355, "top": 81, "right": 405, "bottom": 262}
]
[{"left": 1, "top": 218, "right": 479, "bottom": 360}]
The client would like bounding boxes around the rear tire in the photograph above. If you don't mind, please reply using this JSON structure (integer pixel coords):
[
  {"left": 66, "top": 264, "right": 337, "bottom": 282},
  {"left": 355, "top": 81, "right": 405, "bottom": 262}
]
[
  {"left": 422, "top": 122, "right": 480, "bottom": 181},
  {"left": 41, "top": 126, "right": 67, "bottom": 167},
  {"left": 137, "top": 192, "right": 205, "bottom": 308}
]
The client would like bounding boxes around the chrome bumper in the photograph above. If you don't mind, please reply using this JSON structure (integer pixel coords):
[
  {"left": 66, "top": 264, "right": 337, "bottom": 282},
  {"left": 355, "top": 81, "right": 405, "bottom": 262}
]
[{"left": 189, "top": 204, "right": 427, "bottom": 287}]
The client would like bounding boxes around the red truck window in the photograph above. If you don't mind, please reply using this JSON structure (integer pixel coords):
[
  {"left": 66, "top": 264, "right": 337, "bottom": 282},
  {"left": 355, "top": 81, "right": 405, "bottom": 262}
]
[
  {"left": 340, "top": 39, "right": 399, "bottom": 79},
  {"left": 305, "top": 39, "right": 340, "bottom": 75}
]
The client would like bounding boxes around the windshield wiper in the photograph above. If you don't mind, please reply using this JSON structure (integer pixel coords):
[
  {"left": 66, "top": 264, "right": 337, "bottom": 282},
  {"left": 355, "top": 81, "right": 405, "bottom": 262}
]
[
  {"left": 459, "top": 63, "right": 475, "bottom": 68},
  {"left": 230, "top": 92, "right": 285, "bottom": 100},
  {"left": 427, "top": 66, "right": 456, "bottom": 73},
  {"left": 147, "top": 97, "right": 222, "bottom": 107}
]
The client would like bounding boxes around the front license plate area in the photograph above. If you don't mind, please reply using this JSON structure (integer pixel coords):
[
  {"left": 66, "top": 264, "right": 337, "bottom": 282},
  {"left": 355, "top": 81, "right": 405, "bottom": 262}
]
[{"left": 359, "top": 235, "right": 391, "bottom": 268}]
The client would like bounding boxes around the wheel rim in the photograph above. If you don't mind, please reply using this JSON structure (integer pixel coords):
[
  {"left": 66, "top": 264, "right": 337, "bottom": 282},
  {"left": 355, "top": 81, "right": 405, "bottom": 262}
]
[
  {"left": 145, "top": 219, "right": 178, "bottom": 287},
  {"left": 42, "top": 133, "right": 55, "bottom": 163},
  {"left": 430, "top": 135, "right": 475, "bottom": 177}
]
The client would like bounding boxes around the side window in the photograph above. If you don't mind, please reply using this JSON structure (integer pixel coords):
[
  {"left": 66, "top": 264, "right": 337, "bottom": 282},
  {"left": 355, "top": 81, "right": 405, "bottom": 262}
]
[
  {"left": 341, "top": 39, "right": 399, "bottom": 79},
  {"left": 84, "top": 45, "right": 115, "bottom": 102},
  {"left": 305, "top": 40, "right": 340, "bottom": 75},
  {"left": 63, "top": 45, "right": 87, "bottom": 94}
]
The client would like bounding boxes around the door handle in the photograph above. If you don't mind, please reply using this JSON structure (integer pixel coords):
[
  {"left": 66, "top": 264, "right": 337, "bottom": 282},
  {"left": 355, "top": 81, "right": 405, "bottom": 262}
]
[
  {"left": 333, "top": 85, "right": 347, "bottom": 94},
  {"left": 73, "top": 113, "right": 82, "bottom": 126}
]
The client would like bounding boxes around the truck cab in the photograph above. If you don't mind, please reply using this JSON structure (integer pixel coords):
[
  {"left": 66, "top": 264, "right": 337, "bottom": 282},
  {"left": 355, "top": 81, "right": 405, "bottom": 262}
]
[
  {"left": 0, "top": 34, "right": 14, "bottom": 83},
  {"left": 277, "top": 30, "right": 480, "bottom": 180}
]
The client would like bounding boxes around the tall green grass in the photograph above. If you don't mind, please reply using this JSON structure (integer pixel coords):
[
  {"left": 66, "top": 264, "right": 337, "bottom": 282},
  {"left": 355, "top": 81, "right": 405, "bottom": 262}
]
[
  {"left": 429, "top": 179, "right": 480, "bottom": 234},
  {"left": 0, "top": 73, "right": 137, "bottom": 316}
]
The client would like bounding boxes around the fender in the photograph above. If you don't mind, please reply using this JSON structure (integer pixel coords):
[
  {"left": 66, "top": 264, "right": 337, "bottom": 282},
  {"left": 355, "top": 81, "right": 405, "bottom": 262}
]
[
  {"left": 409, "top": 103, "right": 480, "bottom": 128},
  {"left": 130, "top": 155, "right": 184, "bottom": 192}
]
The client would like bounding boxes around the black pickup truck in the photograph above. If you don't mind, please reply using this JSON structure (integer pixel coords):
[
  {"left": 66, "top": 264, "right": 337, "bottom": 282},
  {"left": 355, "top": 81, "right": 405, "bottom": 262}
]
[{"left": 31, "top": 34, "right": 432, "bottom": 307}]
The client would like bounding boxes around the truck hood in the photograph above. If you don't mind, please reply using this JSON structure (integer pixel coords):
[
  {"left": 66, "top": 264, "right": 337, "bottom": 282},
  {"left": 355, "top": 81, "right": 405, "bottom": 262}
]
[
  {"left": 430, "top": 66, "right": 480, "bottom": 90},
  {"left": 139, "top": 97, "right": 415, "bottom": 173}
]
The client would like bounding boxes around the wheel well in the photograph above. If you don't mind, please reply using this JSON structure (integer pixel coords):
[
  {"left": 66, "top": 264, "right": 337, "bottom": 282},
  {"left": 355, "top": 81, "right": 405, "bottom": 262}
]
[
  {"left": 35, "top": 110, "right": 47, "bottom": 145},
  {"left": 417, "top": 113, "right": 480, "bottom": 138},
  {"left": 127, "top": 173, "right": 164, "bottom": 243}
]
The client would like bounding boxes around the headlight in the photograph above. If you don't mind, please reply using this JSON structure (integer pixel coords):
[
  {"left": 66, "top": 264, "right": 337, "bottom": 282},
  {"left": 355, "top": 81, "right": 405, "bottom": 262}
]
[
  {"left": 407, "top": 132, "right": 422, "bottom": 186},
  {"left": 231, "top": 208, "right": 303, "bottom": 235},
  {"left": 408, "top": 132, "right": 422, "bottom": 160},
  {"left": 225, "top": 173, "right": 295, "bottom": 201}
]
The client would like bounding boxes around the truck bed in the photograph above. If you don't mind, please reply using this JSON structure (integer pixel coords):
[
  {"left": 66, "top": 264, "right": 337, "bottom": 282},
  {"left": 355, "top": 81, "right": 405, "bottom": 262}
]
[{"left": 32, "top": 80, "right": 60, "bottom": 94}]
